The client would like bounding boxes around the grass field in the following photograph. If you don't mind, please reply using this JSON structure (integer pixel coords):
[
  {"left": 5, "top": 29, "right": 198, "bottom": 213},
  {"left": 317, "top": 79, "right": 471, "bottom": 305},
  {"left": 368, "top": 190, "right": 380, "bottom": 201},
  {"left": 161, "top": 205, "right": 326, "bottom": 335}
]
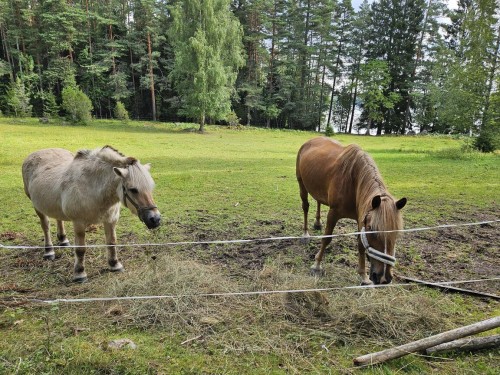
[{"left": 0, "top": 117, "right": 499, "bottom": 374}]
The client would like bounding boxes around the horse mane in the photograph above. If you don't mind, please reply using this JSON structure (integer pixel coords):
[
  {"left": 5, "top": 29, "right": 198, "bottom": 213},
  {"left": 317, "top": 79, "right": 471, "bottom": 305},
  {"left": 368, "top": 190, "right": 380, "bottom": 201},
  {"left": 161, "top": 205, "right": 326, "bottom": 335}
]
[
  {"left": 75, "top": 145, "right": 137, "bottom": 168},
  {"left": 337, "top": 144, "right": 403, "bottom": 249}
]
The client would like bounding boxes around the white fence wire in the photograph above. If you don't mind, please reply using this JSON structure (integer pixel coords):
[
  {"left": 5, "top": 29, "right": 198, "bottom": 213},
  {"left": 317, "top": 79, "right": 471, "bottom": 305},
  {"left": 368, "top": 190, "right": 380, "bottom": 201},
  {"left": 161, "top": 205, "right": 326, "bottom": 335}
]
[{"left": 1, "top": 219, "right": 498, "bottom": 305}]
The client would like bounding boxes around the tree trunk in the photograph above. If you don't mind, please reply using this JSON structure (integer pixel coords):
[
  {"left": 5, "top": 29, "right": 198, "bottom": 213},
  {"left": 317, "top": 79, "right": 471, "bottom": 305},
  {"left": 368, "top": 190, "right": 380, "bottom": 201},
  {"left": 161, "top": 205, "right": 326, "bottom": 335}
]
[
  {"left": 481, "top": 25, "right": 500, "bottom": 128},
  {"left": 354, "top": 316, "right": 500, "bottom": 366},
  {"left": 318, "top": 45, "right": 327, "bottom": 130},
  {"left": 425, "top": 334, "right": 500, "bottom": 354},
  {"left": 147, "top": 31, "right": 156, "bottom": 121},
  {"left": 404, "top": 0, "right": 433, "bottom": 132},
  {"left": 0, "top": 24, "right": 14, "bottom": 81},
  {"left": 199, "top": 113, "right": 206, "bottom": 132},
  {"left": 327, "top": 38, "right": 344, "bottom": 130},
  {"left": 348, "top": 75, "right": 358, "bottom": 134},
  {"left": 129, "top": 46, "right": 138, "bottom": 117}
]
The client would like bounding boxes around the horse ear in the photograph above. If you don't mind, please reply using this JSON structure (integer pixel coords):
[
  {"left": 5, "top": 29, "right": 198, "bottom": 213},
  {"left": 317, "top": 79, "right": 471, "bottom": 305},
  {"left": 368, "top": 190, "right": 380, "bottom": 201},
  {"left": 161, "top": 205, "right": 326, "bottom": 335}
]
[
  {"left": 396, "top": 197, "right": 407, "bottom": 210},
  {"left": 144, "top": 163, "right": 151, "bottom": 171},
  {"left": 113, "top": 167, "right": 129, "bottom": 178},
  {"left": 372, "top": 195, "right": 382, "bottom": 209}
]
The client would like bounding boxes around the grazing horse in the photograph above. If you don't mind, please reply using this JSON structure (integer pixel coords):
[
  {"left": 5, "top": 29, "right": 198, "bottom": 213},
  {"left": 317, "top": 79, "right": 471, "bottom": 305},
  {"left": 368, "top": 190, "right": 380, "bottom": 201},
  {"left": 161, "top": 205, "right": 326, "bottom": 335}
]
[
  {"left": 22, "top": 146, "right": 161, "bottom": 282},
  {"left": 296, "top": 137, "right": 406, "bottom": 285}
]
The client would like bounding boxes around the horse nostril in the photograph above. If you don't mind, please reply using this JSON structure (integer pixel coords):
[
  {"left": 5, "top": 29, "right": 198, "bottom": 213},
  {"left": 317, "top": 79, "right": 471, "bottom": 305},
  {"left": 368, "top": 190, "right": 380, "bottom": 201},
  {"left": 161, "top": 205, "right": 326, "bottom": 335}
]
[
  {"left": 149, "top": 216, "right": 161, "bottom": 228},
  {"left": 371, "top": 272, "right": 379, "bottom": 284}
]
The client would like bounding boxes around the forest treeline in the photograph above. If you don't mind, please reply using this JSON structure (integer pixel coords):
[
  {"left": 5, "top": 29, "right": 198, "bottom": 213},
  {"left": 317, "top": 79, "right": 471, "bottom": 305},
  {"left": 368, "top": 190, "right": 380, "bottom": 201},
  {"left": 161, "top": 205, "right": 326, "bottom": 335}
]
[{"left": 0, "top": 1, "right": 499, "bottom": 146}]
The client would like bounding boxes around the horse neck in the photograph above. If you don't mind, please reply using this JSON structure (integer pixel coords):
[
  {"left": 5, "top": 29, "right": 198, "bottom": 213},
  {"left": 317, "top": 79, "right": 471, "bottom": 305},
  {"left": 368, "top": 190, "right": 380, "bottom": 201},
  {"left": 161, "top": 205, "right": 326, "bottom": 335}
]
[
  {"left": 85, "top": 160, "right": 122, "bottom": 204},
  {"left": 353, "top": 161, "right": 388, "bottom": 224}
]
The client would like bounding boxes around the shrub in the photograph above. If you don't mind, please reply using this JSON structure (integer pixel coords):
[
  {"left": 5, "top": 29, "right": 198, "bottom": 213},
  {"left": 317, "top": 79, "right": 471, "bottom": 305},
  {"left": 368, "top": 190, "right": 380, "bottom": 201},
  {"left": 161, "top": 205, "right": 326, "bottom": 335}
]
[
  {"left": 43, "top": 91, "right": 59, "bottom": 118},
  {"left": 324, "top": 124, "right": 334, "bottom": 137},
  {"left": 226, "top": 111, "right": 240, "bottom": 127},
  {"left": 474, "top": 126, "right": 499, "bottom": 153},
  {"left": 114, "top": 101, "right": 129, "bottom": 121},
  {"left": 61, "top": 85, "right": 92, "bottom": 124},
  {"left": 4, "top": 77, "right": 32, "bottom": 117}
]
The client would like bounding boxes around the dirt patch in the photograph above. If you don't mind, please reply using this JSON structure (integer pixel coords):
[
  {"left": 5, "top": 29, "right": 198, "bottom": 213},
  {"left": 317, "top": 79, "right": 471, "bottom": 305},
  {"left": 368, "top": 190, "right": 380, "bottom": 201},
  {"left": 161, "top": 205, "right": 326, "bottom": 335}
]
[{"left": 173, "top": 208, "right": 499, "bottom": 297}]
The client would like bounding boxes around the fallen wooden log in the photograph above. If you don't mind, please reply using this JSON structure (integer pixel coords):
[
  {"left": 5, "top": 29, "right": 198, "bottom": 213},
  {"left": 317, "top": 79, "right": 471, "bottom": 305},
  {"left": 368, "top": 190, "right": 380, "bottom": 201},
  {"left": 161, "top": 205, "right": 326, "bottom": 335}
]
[
  {"left": 353, "top": 316, "right": 500, "bottom": 367},
  {"left": 397, "top": 276, "right": 500, "bottom": 300},
  {"left": 425, "top": 334, "right": 500, "bottom": 354}
]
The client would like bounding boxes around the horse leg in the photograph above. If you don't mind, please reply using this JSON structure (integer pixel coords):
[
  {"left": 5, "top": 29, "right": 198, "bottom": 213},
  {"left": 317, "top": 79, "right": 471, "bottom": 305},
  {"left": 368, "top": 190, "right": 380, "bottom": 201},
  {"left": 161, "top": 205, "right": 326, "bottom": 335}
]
[
  {"left": 56, "top": 220, "right": 70, "bottom": 246},
  {"left": 35, "top": 209, "right": 55, "bottom": 260},
  {"left": 310, "top": 208, "right": 338, "bottom": 276},
  {"left": 104, "top": 222, "right": 124, "bottom": 272},
  {"left": 313, "top": 201, "right": 322, "bottom": 230},
  {"left": 357, "top": 239, "right": 373, "bottom": 285},
  {"left": 73, "top": 222, "right": 88, "bottom": 283},
  {"left": 298, "top": 179, "right": 310, "bottom": 240}
]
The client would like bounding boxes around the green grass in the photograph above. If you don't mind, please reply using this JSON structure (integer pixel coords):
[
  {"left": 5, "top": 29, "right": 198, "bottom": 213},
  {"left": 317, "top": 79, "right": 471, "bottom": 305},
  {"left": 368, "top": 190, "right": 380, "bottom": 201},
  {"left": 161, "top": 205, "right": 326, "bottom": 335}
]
[{"left": 0, "top": 117, "right": 499, "bottom": 374}]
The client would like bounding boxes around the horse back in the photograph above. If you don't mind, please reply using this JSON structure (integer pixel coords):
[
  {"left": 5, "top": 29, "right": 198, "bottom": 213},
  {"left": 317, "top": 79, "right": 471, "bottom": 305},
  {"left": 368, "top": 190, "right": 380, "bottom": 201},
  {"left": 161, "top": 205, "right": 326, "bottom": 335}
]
[
  {"left": 296, "top": 137, "right": 346, "bottom": 206},
  {"left": 22, "top": 149, "right": 74, "bottom": 215}
]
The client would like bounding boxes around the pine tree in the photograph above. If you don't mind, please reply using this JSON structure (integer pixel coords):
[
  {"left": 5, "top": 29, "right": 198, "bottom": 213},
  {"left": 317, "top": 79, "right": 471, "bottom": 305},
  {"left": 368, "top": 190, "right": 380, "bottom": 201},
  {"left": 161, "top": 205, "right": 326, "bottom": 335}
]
[{"left": 5, "top": 76, "right": 32, "bottom": 117}]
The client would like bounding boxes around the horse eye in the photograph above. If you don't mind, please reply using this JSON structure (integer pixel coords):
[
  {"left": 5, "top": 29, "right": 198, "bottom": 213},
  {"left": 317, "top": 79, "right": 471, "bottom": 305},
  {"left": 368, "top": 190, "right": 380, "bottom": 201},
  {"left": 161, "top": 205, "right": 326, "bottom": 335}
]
[{"left": 129, "top": 188, "right": 139, "bottom": 194}]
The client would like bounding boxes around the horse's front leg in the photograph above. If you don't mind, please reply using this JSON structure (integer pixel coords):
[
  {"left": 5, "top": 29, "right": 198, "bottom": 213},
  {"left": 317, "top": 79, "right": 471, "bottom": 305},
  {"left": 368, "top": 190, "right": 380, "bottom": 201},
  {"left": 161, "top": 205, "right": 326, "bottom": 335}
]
[
  {"left": 104, "top": 222, "right": 124, "bottom": 272},
  {"left": 73, "top": 222, "right": 88, "bottom": 283},
  {"left": 310, "top": 208, "right": 338, "bottom": 276},
  {"left": 357, "top": 238, "right": 373, "bottom": 285}
]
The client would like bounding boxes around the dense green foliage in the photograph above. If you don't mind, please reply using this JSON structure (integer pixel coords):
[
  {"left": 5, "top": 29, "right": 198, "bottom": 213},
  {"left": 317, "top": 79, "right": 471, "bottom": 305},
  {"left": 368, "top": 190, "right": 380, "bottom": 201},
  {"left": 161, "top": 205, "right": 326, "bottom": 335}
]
[
  {"left": 0, "top": 1, "right": 498, "bottom": 142},
  {"left": 61, "top": 84, "right": 93, "bottom": 124},
  {"left": 170, "top": 0, "right": 245, "bottom": 131}
]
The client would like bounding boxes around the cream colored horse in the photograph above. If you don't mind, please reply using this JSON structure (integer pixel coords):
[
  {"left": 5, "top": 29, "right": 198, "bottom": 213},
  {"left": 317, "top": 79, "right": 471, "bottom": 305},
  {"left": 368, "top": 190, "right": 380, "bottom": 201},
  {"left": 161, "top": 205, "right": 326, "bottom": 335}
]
[{"left": 22, "top": 146, "right": 161, "bottom": 282}]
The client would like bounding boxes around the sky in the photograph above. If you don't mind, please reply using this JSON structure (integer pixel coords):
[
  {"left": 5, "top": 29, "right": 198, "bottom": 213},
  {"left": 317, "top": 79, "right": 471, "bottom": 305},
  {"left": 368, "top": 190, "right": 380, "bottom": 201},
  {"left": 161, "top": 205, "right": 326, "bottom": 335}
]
[{"left": 351, "top": 0, "right": 458, "bottom": 11}]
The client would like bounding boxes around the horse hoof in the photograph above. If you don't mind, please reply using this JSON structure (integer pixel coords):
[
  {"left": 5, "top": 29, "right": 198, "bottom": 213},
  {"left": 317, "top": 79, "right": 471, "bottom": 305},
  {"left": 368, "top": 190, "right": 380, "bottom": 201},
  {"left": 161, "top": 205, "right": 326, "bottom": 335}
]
[
  {"left": 43, "top": 253, "right": 55, "bottom": 261},
  {"left": 360, "top": 280, "right": 374, "bottom": 286},
  {"left": 58, "top": 241, "right": 70, "bottom": 247},
  {"left": 300, "top": 236, "right": 311, "bottom": 245},
  {"left": 313, "top": 224, "right": 322, "bottom": 231},
  {"left": 309, "top": 268, "right": 325, "bottom": 277},
  {"left": 73, "top": 275, "right": 88, "bottom": 283},
  {"left": 109, "top": 262, "right": 124, "bottom": 273}
]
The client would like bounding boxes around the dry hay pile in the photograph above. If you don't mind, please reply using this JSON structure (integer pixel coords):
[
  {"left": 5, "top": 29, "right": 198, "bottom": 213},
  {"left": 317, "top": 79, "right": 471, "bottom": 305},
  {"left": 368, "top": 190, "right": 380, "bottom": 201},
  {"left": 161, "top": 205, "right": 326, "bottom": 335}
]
[{"left": 87, "top": 252, "right": 458, "bottom": 354}]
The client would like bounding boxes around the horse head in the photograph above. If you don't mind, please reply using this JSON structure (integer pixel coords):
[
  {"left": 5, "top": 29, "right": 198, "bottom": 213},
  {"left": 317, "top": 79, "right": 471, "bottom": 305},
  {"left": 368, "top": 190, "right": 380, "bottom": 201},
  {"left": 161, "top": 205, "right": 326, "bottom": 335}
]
[
  {"left": 362, "top": 195, "right": 406, "bottom": 284},
  {"left": 114, "top": 162, "right": 161, "bottom": 229}
]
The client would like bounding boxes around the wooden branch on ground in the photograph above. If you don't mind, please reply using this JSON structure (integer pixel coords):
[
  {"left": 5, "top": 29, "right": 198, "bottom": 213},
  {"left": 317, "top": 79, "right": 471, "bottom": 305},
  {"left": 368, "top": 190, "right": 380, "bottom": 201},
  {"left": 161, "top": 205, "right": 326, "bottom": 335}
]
[
  {"left": 353, "top": 316, "right": 500, "bottom": 367},
  {"left": 425, "top": 334, "right": 500, "bottom": 354},
  {"left": 397, "top": 276, "right": 500, "bottom": 300}
]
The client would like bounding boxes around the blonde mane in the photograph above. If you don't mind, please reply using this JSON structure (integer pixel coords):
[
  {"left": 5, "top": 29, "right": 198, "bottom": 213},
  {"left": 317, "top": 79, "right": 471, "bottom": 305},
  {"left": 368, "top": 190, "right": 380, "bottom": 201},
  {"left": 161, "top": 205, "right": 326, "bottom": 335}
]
[
  {"left": 336, "top": 144, "right": 403, "bottom": 251},
  {"left": 75, "top": 145, "right": 136, "bottom": 168}
]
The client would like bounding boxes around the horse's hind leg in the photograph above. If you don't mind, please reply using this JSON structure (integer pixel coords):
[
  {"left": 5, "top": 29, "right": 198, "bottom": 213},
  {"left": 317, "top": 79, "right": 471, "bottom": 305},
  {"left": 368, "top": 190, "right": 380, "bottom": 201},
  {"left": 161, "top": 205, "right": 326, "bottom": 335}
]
[
  {"left": 73, "top": 222, "right": 88, "bottom": 282},
  {"left": 35, "top": 209, "right": 55, "bottom": 260},
  {"left": 298, "top": 178, "right": 310, "bottom": 239},
  {"left": 56, "top": 220, "right": 70, "bottom": 246},
  {"left": 313, "top": 201, "right": 322, "bottom": 230},
  {"left": 310, "top": 208, "right": 338, "bottom": 276},
  {"left": 104, "top": 222, "right": 123, "bottom": 272}
]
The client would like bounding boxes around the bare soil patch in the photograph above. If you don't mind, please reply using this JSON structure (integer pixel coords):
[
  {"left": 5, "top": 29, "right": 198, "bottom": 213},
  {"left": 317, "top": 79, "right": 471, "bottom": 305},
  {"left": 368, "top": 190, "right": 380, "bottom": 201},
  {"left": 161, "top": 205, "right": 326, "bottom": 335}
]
[{"left": 171, "top": 207, "right": 499, "bottom": 297}]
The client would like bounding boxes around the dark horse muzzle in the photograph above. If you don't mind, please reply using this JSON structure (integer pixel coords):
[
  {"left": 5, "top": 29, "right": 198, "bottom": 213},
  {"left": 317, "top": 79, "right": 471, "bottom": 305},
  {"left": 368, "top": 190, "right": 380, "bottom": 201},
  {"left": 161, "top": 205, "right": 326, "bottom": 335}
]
[
  {"left": 139, "top": 208, "right": 161, "bottom": 229},
  {"left": 361, "top": 227, "right": 396, "bottom": 284},
  {"left": 122, "top": 186, "right": 161, "bottom": 229}
]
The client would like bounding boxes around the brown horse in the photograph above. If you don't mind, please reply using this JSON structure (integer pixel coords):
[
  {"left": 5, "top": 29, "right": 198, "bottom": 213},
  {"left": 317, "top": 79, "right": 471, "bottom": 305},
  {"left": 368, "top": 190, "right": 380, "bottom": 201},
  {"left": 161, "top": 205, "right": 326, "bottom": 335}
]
[
  {"left": 22, "top": 146, "right": 161, "bottom": 282},
  {"left": 296, "top": 137, "right": 406, "bottom": 285}
]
